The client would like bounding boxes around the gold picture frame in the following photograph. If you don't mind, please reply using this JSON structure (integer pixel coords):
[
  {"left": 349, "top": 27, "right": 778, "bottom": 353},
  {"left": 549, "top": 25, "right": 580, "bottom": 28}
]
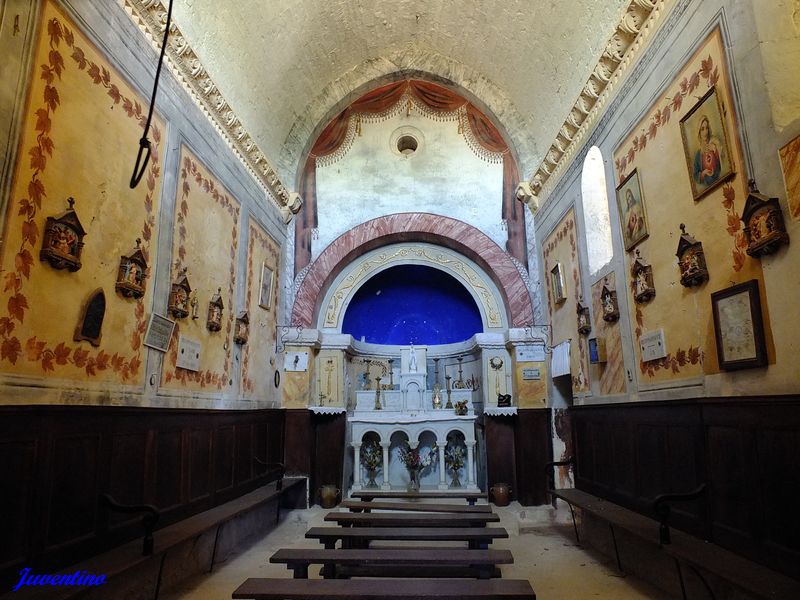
[
  {"left": 680, "top": 86, "right": 735, "bottom": 201},
  {"left": 550, "top": 263, "right": 566, "bottom": 305},
  {"left": 615, "top": 168, "right": 649, "bottom": 252},
  {"left": 258, "top": 263, "right": 274, "bottom": 310}
]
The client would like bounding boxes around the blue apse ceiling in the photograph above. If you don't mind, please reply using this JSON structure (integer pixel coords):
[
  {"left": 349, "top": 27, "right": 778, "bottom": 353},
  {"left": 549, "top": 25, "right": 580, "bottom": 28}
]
[{"left": 341, "top": 264, "right": 483, "bottom": 345}]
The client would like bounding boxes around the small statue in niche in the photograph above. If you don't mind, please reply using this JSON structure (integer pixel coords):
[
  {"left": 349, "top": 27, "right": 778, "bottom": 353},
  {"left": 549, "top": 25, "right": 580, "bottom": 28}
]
[
  {"left": 207, "top": 288, "right": 224, "bottom": 332},
  {"left": 631, "top": 249, "right": 656, "bottom": 303},
  {"left": 676, "top": 224, "right": 709, "bottom": 287},
  {"left": 601, "top": 279, "right": 620, "bottom": 322},
  {"left": 234, "top": 311, "right": 249, "bottom": 345},
  {"left": 115, "top": 238, "right": 148, "bottom": 299},
  {"left": 40, "top": 197, "right": 86, "bottom": 271},
  {"left": 741, "top": 179, "right": 789, "bottom": 257},
  {"left": 408, "top": 343, "right": 417, "bottom": 373},
  {"left": 168, "top": 267, "right": 191, "bottom": 319},
  {"left": 576, "top": 298, "right": 591, "bottom": 335}
]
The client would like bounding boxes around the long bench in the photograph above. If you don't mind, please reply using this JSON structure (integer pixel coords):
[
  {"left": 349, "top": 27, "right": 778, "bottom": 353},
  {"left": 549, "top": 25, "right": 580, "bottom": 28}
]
[
  {"left": 351, "top": 490, "right": 487, "bottom": 505},
  {"left": 232, "top": 577, "right": 536, "bottom": 599},
  {"left": 324, "top": 511, "right": 499, "bottom": 528},
  {"left": 270, "top": 547, "right": 513, "bottom": 579},
  {"left": 305, "top": 526, "right": 508, "bottom": 549},
  {"left": 341, "top": 500, "right": 493, "bottom": 513},
  {"left": 550, "top": 487, "right": 800, "bottom": 600}
]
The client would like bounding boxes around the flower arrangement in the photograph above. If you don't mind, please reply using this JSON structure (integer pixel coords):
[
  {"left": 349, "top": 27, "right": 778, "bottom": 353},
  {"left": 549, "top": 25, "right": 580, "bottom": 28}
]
[
  {"left": 445, "top": 444, "right": 465, "bottom": 471},
  {"left": 398, "top": 442, "right": 437, "bottom": 471},
  {"left": 360, "top": 440, "right": 383, "bottom": 470}
]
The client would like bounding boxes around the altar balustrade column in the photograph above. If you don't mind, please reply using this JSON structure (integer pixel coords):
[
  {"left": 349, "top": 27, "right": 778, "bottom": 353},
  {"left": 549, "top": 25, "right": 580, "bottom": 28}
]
[
  {"left": 380, "top": 441, "right": 392, "bottom": 490},
  {"left": 353, "top": 442, "right": 362, "bottom": 490},
  {"left": 467, "top": 441, "right": 476, "bottom": 488},
  {"left": 437, "top": 439, "right": 447, "bottom": 490}
]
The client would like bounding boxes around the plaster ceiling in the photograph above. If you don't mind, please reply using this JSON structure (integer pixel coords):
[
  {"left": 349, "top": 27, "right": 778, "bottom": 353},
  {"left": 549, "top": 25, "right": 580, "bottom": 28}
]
[{"left": 168, "top": 0, "right": 631, "bottom": 186}]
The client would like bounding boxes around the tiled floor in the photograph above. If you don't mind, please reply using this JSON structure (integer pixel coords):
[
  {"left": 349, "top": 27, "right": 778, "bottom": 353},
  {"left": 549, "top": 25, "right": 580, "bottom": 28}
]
[{"left": 162, "top": 503, "right": 673, "bottom": 599}]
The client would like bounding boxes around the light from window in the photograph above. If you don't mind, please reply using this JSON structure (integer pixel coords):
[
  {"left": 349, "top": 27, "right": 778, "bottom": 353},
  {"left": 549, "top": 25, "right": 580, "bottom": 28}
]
[{"left": 581, "top": 146, "right": 613, "bottom": 275}]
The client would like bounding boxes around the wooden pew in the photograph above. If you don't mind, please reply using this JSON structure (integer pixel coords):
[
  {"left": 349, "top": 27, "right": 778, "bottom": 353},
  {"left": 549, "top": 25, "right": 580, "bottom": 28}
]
[
  {"left": 232, "top": 577, "right": 536, "bottom": 599},
  {"left": 270, "top": 547, "right": 513, "bottom": 579},
  {"left": 351, "top": 490, "right": 486, "bottom": 505},
  {"left": 341, "top": 500, "right": 492, "bottom": 513},
  {"left": 306, "top": 526, "right": 508, "bottom": 549},
  {"left": 324, "top": 511, "right": 499, "bottom": 528}
]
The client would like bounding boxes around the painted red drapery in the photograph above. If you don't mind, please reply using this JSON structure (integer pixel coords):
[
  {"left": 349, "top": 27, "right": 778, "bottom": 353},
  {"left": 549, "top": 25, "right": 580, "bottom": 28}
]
[{"left": 297, "top": 79, "right": 527, "bottom": 275}]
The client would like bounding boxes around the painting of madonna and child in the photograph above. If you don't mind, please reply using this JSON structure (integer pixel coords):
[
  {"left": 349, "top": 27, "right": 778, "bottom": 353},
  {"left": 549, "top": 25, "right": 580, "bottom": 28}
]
[{"left": 680, "top": 86, "right": 735, "bottom": 200}]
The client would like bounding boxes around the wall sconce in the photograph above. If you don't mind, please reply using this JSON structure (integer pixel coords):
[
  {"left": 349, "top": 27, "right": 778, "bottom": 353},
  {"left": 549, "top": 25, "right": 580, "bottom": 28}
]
[
  {"left": 207, "top": 287, "right": 223, "bottom": 332},
  {"left": 115, "top": 238, "right": 147, "bottom": 299},
  {"left": 168, "top": 267, "right": 191, "bottom": 319}
]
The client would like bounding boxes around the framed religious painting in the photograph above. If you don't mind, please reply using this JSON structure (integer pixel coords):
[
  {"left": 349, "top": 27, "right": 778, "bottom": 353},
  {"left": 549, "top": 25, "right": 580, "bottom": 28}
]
[
  {"left": 711, "top": 279, "right": 767, "bottom": 371},
  {"left": 258, "top": 263, "right": 275, "bottom": 310},
  {"left": 550, "top": 263, "right": 566, "bottom": 305},
  {"left": 616, "top": 168, "right": 649, "bottom": 251},
  {"left": 680, "top": 86, "right": 735, "bottom": 200}
]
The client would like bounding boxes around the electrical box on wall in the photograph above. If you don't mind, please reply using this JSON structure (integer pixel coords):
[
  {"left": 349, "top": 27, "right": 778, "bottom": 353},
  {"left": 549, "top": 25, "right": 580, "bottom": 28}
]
[
  {"left": 588, "top": 337, "right": 607, "bottom": 364},
  {"left": 284, "top": 351, "right": 309, "bottom": 372},
  {"left": 640, "top": 329, "right": 667, "bottom": 362}
]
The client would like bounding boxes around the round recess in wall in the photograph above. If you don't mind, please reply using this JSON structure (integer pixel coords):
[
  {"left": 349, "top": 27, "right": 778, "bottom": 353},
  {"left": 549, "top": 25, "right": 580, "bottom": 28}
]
[{"left": 390, "top": 126, "right": 424, "bottom": 158}]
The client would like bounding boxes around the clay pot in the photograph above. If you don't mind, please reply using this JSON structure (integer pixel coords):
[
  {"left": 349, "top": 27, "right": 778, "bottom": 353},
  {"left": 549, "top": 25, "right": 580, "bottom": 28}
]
[
  {"left": 490, "top": 482, "right": 511, "bottom": 506},
  {"left": 318, "top": 484, "right": 340, "bottom": 508}
]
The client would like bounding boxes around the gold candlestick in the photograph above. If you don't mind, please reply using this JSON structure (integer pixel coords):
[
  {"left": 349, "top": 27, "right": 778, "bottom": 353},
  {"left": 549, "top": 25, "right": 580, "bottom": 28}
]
[{"left": 445, "top": 374, "right": 453, "bottom": 409}]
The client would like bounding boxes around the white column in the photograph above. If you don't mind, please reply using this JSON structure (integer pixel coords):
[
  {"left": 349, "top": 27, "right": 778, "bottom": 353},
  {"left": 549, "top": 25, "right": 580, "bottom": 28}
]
[
  {"left": 353, "top": 442, "right": 362, "bottom": 490},
  {"left": 467, "top": 441, "right": 476, "bottom": 488},
  {"left": 437, "top": 440, "right": 448, "bottom": 490},
  {"left": 380, "top": 442, "right": 391, "bottom": 490}
]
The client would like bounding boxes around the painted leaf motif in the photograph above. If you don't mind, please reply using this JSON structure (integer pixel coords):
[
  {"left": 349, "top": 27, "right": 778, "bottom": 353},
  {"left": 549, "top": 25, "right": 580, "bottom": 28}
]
[
  {"left": 28, "top": 178, "right": 46, "bottom": 208},
  {"left": 47, "top": 19, "right": 62, "bottom": 46},
  {"left": 671, "top": 358, "right": 680, "bottom": 374},
  {"left": 26, "top": 337, "right": 45, "bottom": 361},
  {"left": 0, "top": 316, "right": 15, "bottom": 335},
  {"left": 726, "top": 213, "right": 741, "bottom": 236},
  {"left": 676, "top": 348, "right": 687, "bottom": 366},
  {"left": 639, "top": 135, "right": 648, "bottom": 151},
  {"left": 101, "top": 66, "right": 111, "bottom": 85},
  {"left": 1, "top": 337, "right": 21, "bottom": 364},
  {"left": 40, "top": 64, "right": 54, "bottom": 85},
  {"left": 41, "top": 136, "right": 54, "bottom": 157},
  {"left": 29, "top": 146, "right": 46, "bottom": 172},
  {"left": 54, "top": 342, "right": 71, "bottom": 365},
  {"left": 709, "top": 67, "right": 719, "bottom": 86},
  {"left": 15, "top": 249, "right": 34, "bottom": 280},
  {"left": 107, "top": 84, "right": 121, "bottom": 104},
  {"left": 8, "top": 293, "right": 28, "bottom": 322},
  {"left": 626, "top": 148, "right": 635, "bottom": 165},
  {"left": 71, "top": 47, "right": 87, "bottom": 69},
  {"left": 733, "top": 248, "right": 745, "bottom": 272},
  {"left": 87, "top": 63, "right": 101, "bottom": 84},
  {"left": 49, "top": 50, "right": 64, "bottom": 78},
  {"left": 688, "top": 72, "right": 700, "bottom": 92},
  {"left": 41, "top": 353, "right": 55, "bottom": 372},
  {"left": 648, "top": 122, "right": 658, "bottom": 140},
  {"left": 129, "top": 356, "right": 141, "bottom": 375},
  {"left": 680, "top": 77, "right": 689, "bottom": 95},
  {"left": 3, "top": 273, "right": 19, "bottom": 294},
  {"left": 700, "top": 56, "right": 713, "bottom": 79},
  {"left": 661, "top": 106, "right": 671, "bottom": 124},
  {"left": 72, "top": 347, "right": 89, "bottom": 367},
  {"left": 111, "top": 353, "right": 124, "bottom": 371},
  {"left": 22, "top": 220, "right": 39, "bottom": 246},
  {"left": 35, "top": 109, "right": 51, "bottom": 134},
  {"left": 122, "top": 97, "right": 134, "bottom": 117},
  {"left": 17, "top": 199, "right": 33, "bottom": 219},
  {"left": 43, "top": 85, "right": 60, "bottom": 111},
  {"left": 63, "top": 26, "right": 74, "bottom": 47},
  {"left": 688, "top": 346, "right": 701, "bottom": 364},
  {"left": 85, "top": 358, "right": 96, "bottom": 377}
]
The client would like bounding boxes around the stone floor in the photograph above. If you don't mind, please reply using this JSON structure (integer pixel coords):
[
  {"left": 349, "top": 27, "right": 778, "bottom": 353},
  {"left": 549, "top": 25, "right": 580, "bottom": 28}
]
[{"left": 162, "top": 502, "right": 674, "bottom": 599}]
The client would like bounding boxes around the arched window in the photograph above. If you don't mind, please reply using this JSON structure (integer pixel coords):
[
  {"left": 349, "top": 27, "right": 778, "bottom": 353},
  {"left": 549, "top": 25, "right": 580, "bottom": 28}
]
[{"left": 581, "top": 146, "right": 613, "bottom": 276}]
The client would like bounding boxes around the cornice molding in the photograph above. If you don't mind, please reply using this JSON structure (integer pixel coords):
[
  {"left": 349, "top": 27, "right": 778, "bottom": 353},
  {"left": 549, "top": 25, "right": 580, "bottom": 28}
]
[
  {"left": 528, "top": 0, "right": 668, "bottom": 203},
  {"left": 121, "top": 0, "right": 292, "bottom": 210}
]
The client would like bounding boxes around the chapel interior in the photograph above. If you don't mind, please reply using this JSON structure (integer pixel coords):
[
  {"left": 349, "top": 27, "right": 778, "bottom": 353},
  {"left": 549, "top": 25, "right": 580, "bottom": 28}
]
[{"left": 1, "top": 0, "right": 799, "bottom": 598}]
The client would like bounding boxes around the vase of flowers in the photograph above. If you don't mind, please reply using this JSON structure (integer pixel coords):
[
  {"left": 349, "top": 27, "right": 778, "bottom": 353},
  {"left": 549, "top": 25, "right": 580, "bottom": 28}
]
[
  {"left": 445, "top": 444, "right": 465, "bottom": 488},
  {"left": 398, "top": 442, "right": 437, "bottom": 493},
  {"left": 360, "top": 440, "right": 382, "bottom": 488}
]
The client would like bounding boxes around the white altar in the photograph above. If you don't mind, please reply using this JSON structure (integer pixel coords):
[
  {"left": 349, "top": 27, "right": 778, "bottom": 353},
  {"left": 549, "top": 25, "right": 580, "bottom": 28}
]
[{"left": 350, "top": 345, "right": 479, "bottom": 492}]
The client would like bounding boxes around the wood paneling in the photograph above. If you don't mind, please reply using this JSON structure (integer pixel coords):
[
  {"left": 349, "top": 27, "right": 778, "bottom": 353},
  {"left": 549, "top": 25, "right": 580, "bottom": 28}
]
[
  {"left": 0, "top": 406, "right": 285, "bottom": 590},
  {"left": 485, "top": 415, "right": 517, "bottom": 502},
  {"left": 570, "top": 397, "right": 800, "bottom": 580},
  {"left": 515, "top": 409, "right": 552, "bottom": 506}
]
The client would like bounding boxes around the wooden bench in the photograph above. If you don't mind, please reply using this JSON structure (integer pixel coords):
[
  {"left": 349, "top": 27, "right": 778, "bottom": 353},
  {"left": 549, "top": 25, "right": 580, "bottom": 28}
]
[
  {"left": 270, "top": 547, "right": 513, "bottom": 579},
  {"left": 351, "top": 490, "right": 487, "bottom": 505},
  {"left": 341, "top": 500, "right": 492, "bottom": 513},
  {"left": 305, "top": 526, "right": 508, "bottom": 549},
  {"left": 324, "top": 511, "right": 499, "bottom": 528},
  {"left": 551, "top": 488, "right": 800, "bottom": 600},
  {"left": 232, "top": 577, "right": 536, "bottom": 599}
]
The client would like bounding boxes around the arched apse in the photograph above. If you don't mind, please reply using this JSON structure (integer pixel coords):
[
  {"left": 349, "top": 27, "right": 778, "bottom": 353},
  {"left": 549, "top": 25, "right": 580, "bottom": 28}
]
[
  {"left": 581, "top": 146, "right": 613, "bottom": 276},
  {"left": 290, "top": 213, "right": 533, "bottom": 329}
]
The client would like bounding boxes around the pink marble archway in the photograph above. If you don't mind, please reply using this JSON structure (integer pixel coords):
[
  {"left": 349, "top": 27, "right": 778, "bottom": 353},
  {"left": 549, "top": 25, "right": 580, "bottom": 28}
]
[{"left": 291, "top": 213, "right": 533, "bottom": 328}]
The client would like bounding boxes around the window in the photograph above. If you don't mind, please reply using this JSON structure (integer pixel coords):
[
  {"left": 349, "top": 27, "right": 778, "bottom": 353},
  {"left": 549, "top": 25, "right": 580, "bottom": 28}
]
[{"left": 580, "top": 146, "right": 613, "bottom": 275}]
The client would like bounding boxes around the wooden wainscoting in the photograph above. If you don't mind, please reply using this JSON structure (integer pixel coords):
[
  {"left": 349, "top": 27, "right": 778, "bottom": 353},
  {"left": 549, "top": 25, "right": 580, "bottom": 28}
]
[
  {"left": 0, "top": 405, "right": 285, "bottom": 586},
  {"left": 570, "top": 396, "right": 800, "bottom": 580}
]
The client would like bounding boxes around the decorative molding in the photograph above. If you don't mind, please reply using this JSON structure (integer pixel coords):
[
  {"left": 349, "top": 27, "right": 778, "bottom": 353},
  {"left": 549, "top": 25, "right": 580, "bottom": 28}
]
[
  {"left": 528, "top": 0, "right": 666, "bottom": 200},
  {"left": 121, "top": 0, "right": 291, "bottom": 209}
]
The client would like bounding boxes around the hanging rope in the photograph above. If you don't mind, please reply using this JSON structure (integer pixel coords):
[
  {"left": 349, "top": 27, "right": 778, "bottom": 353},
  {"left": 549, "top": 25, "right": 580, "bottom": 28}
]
[{"left": 129, "top": 0, "right": 173, "bottom": 189}]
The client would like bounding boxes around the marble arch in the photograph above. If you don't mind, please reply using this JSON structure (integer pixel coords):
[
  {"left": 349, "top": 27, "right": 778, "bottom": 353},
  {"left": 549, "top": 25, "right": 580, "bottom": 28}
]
[{"left": 290, "top": 213, "right": 534, "bottom": 328}]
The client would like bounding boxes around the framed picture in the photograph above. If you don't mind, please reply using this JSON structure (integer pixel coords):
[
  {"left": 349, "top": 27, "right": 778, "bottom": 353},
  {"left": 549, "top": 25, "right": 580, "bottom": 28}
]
[
  {"left": 616, "top": 168, "right": 649, "bottom": 252},
  {"left": 550, "top": 263, "right": 566, "bottom": 304},
  {"left": 143, "top": 312, "right": 176, "bottom": 352},
  {"left": 680, "top": 86, "right": 735, "bottom": 200},
  {"left": 711, "top": 279, "right": 767, "bottom": 371},
  {"left": 258, "top": 263, "right": 274, "bottom": 310}
]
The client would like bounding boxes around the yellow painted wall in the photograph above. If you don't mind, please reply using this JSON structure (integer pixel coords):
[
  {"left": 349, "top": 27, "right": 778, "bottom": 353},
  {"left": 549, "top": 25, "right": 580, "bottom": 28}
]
[
  {"left": 161, "top": 147, "right": 240, "bottom": 391},
  {"left": 612, "top": 28, "right": 772, "bottom": 384},
  {"left": 282, "top": 344, "right": 315, "bottom": 408},
  {"left": 315, "top": 349, "right": 344, "bottom": 407},
  {"left": 0, "top": 1, "right": 163, "bottom": 387},
  {"left": 514, "top": 358, "right": 547, "bottom": 408},
  {"left": 241, "top": 217, "right": 280, "bottom": 399},
  {"left": 542, "top": 208, "right": 590, "bottom": 394}
]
